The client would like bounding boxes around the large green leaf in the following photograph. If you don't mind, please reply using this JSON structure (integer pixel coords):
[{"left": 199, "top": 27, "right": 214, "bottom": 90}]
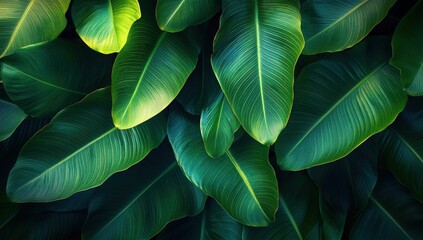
[
  {"left": 301, "top": 0, "right": 396, "bottom": 55},
  {"left": 211, "top": 0, "right": 304, "bottom": 145},
  {"left": 156, "top": 0, "right": 220, "bottom": 32},
  {"left": 6, "top": 88, "right": 167, "bottom": 202},
  {"left": 244, "top": 171, "right": 321, "bottom": 240},
  {"left": 275, "top": 38, "right": 407, "bottom": 171},
  {"left": 158, "top": 199, "right": 243, "bottom": 240},
  {"left": 176, "top": 21, "right": 221, "bottom": 115},
  {"left": 0, "top": 0, "right": 70, "bottom": 58},
  {"left": 168, "top": 106, "right": 278, "bottom": 226},
  {"left": 1, "top": 39, "right": 113, "bottom": 117},
  {"left": 379, "top": 97, "right": 423, "bottom": 202},
  {"left": 71, "top": 0, "right": 141, "bottom": 54},
  {"left": 201, "top": 93, "right": 240, "bottom": 158},
  {"left": 82, "top": 140, "right": 206, "bottom": 240},
  {"left": 390, "top": 0, "right": 423, "bottom": 96},
  {"left": 112, "top": 3, "right": 201, "bottom": 129},
  {"left": 308, "top": 139, "right": 378, "bottom": 240},
  {"left": 350, "top": 171, "right": 423, "bottom": 239},
  {"left": 0, "top": 99, "right": 26, "bottom": 141},
  {"left": 0, "top": 210, "right": 86, "bottom": 239}
]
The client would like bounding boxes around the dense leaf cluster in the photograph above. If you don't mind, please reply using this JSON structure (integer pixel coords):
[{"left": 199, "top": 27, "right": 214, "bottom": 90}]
[{"left": 0, "top": 0, "right": 422, "bottom": 239}]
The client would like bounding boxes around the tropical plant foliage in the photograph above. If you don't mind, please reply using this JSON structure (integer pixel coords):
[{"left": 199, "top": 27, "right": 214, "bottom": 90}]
[{"left": 0, "top": 0, "right": 422, "bottom": 239}]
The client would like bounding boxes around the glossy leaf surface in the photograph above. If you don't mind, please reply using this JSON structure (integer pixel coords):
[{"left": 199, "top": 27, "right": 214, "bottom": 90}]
[
  {"left": 168, "top": 106, "right": 278, "bottom": 226},
  {"left": 7, "top": 88, "right": 167, "bottom": 202},
  {"left": 112, "top": 6, "right": 201, "bottom": 129},
  {"left": 0, "top": 0, "right": 70, "bottom": 58},
  {"left": 276, "top": 38, "right": 407, "bottom": 170},
  {"left": 211, "top": 0, "right": 304, "bottom": 145},
  {"left": 201, "top": 93, "right": 240, "bottom": 158},
  {"left": 301, "top": 0, "right": 396, "bottom": 54},
  {"left": 72, "top": 0, "right": 141, "bottom": 54}
]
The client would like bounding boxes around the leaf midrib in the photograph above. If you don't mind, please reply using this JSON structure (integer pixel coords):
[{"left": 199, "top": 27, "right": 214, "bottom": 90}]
[
  {"left": 107, "top": 0, "right": 119, "bottom": 47},
  {"left": 284, "top": 62, "right": 389, "bottom": 160},
  {"left": 370, "top": 196, "right": 413, "bottom": 240},
  {"left": 280, "top": 197, "right": 303, "bottom": 240},
  {"left": 306, "top": 0, "right": 368, "bottom": 43},
  {"left": 119, "top": 32, "right": 167, "bottom": 119},
  {"left": 0, "top": 0, "right": 35, "bottom": 58},
  {"left": 388, "top": 128, "right": 423, "bottom": 164},
  {"left": 212, "top": 96, "right": 225, "bottom": 151},
  {"left": 13, "top": 127, "right": 117, "bottom": 194},
  {"left": 254, "top": 0, "right": 269, "bottom": 135},
  {"left": 225, "top": 149, "right": 270, "bottom": 222},
  {"left": 161, "top": 0, "right": 187, "bottom": 29},
  {"left": 94, "top": 162, "right": 178, "bottom": 236},
  {"left": 3, "top": 64, "right": 87, "bottom": 95}
]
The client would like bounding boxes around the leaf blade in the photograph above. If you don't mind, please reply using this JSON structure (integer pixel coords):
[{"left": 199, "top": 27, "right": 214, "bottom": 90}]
[
  {"left": 6, "top": 88, "right": 167, "bottom": 202},
  {"left": 211, "top": 0, "right": 304, "bottom": 145}
]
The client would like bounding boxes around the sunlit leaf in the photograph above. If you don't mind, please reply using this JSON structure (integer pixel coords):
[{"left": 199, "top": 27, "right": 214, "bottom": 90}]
[
  {"left": 72, "top": 0, "right": 141, "bottom": 54},
  {"left": 0, "top": 0, "right": 70, "bottom": 58},
  {"left": 211, "top": 0, "right": 304, "bottom": 145},
  {"left": 112, "top": 2, "right": 201, "bottom": 129}
]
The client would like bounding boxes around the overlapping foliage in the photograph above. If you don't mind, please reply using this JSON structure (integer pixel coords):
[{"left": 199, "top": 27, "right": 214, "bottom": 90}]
[{"left": 1, "top": 0, "right": 422, "bottom": 239}]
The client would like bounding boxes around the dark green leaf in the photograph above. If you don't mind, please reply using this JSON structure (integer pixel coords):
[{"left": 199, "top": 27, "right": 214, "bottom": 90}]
[
  {"left": 379, "top": 97, "right": 423, "bottom": 202},
  {"left": 158, "top": 199, "right": 242, "bottom": 240},
  {"left": 176, "top": 21, "right": 221, "bottom": 115},
  {"left": 301, "top": 0, "right": 396, "bottom": 54},
  {"left": 350, "top": 171, "right": 423, "bottom": 239},
  {"left": 244, "top": 171, "right": 321, "bottom": 240},
  {"left": 82, "top": 140, "right": 206, "bottom": 240},
  {"left": 1, "top": 39, "right": 113, "bottom": 117},
  {"left": 156, "top": 0, "right": 220, "bottom": 32},
  {"left": 0, "top": 99, "right": 26, "bottom": 141},
  {"left": 390, "top": 0, "right": 423, "bottom": 96},
  {"left": 308, "top": 139, "right": 378, "bottom": 240},
  {"left": 0, "top": 210, "right": 86, "bottom": 240}
]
